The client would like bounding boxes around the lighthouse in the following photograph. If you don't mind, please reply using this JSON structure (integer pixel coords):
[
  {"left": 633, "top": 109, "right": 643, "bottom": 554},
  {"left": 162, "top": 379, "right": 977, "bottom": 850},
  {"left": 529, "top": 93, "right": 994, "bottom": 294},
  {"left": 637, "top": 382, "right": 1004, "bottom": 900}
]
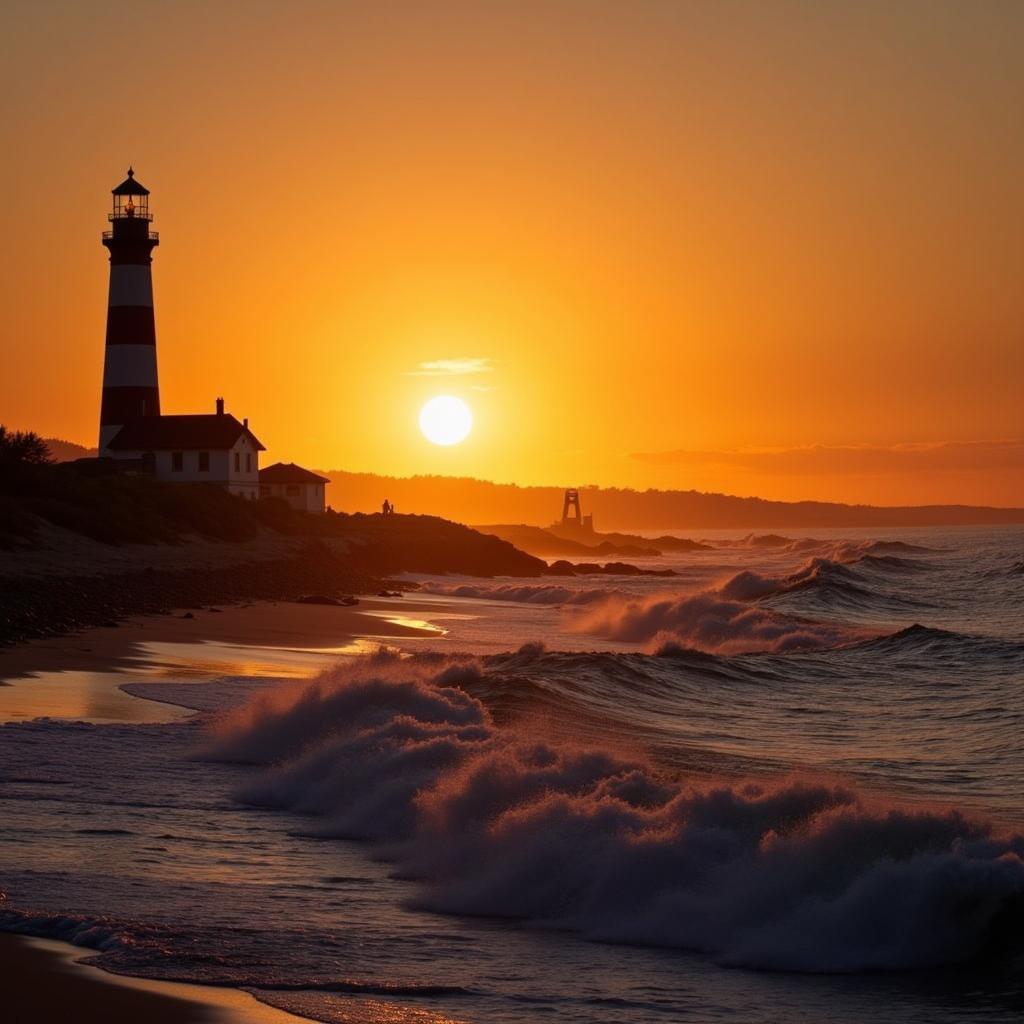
[{"left": 98, "top": 168, "right": 160, "bottom": 454}]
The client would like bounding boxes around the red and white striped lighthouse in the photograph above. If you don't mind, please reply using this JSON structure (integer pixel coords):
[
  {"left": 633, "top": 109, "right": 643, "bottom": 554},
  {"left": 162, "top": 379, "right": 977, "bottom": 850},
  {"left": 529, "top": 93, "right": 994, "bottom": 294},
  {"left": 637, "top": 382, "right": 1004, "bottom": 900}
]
[{"left": 99, "top": 168, "right": 161, "bottom": 454}]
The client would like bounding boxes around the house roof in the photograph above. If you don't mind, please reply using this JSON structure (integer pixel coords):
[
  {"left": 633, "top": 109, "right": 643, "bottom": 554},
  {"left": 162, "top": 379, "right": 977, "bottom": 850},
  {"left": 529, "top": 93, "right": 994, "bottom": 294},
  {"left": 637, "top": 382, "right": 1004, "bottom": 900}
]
[
  {"left": 112, "top": 167, "right": 150, "bottom": 196},
  {"left": 107, "top": 414, "right": 265, "bottom": 452},
  {"left": 259, "top": 462, "right": 329, "bottom": 485}
]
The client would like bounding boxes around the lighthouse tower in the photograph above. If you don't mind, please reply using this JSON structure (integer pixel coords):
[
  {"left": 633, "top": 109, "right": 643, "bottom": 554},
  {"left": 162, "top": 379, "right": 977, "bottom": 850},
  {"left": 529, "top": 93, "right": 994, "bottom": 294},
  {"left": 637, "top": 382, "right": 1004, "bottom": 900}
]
[{"left": 99, "top": 168, "right": 160, "bottom": 454}]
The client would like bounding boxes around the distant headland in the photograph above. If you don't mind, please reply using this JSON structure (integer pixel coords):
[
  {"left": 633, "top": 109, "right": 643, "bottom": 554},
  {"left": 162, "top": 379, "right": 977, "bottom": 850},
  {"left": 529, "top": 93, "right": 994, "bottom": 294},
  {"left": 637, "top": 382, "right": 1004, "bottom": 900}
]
[
  {"left": 36, "top": 442, "right": 1024, "bottom": 531},
  {"left": 304, "top": 470, "right": 1024, "bottom": 531}
]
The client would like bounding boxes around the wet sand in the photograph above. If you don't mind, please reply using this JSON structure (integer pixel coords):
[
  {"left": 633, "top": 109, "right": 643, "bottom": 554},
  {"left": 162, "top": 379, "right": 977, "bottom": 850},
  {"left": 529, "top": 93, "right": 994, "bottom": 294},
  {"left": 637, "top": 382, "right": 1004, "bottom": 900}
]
[
  {"left": 0, "top": 597, "right": 451, "bottom": 723},
  {"left": 0, "top": 934, "right": 307, "bottom": 1023}
]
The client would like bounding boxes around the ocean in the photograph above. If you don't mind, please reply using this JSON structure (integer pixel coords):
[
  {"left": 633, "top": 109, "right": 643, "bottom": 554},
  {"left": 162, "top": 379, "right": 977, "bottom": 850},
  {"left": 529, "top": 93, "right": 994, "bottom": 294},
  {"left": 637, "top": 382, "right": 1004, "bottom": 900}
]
[{"left": 1, "top": 525, "right": 1023, "bottom": 1023}]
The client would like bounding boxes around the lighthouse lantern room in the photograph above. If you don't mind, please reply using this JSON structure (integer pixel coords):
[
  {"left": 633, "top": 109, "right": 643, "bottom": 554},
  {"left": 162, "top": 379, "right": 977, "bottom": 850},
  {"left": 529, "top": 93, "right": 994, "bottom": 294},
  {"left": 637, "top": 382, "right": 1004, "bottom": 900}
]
[{"left": 110, "top": 167, "right": 152, "bottom": 220}]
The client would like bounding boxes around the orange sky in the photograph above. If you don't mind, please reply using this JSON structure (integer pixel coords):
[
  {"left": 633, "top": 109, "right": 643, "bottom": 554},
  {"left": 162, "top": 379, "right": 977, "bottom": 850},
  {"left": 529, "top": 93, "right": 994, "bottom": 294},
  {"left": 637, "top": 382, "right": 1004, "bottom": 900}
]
[{"left": 2, "top": 0, "right": 1021, "bottom": 506}]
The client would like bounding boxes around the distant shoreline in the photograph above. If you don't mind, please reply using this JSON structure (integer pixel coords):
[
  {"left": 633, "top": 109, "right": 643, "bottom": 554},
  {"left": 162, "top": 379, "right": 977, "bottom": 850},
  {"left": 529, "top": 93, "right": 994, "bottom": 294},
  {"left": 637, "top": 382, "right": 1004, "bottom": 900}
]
[
  {"left": 32, "top": 444, "right": 1024, "bottom": 529},
  {"left": 312, "top": 469, "right": 1024, "bottom": 530}
]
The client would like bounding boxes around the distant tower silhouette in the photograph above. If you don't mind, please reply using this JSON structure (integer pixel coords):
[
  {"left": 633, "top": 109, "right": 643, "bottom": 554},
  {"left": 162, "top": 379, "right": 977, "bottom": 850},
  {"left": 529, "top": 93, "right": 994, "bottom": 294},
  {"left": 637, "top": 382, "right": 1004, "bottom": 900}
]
[
  {"left": 560, "top": 488, "right": 594, "bottom": 533},
  {"left": 562, "top": 488, "right": 582, "bottom": 525},
  {"left": 99, "top": 167, "right": 160, "bottom": 454}
]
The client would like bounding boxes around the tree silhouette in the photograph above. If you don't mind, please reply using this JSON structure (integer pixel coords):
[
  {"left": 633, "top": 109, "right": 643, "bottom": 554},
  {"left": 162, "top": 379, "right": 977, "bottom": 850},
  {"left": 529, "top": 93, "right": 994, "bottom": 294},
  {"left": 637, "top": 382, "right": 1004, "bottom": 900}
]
[{"left": 0, "top": 426, "right": 53, "bottom": 467}]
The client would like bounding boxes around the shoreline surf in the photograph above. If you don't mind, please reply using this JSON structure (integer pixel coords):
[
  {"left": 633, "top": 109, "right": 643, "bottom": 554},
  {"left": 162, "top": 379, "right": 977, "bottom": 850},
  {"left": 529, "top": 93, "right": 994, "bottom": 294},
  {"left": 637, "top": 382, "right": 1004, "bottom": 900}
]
[{"left": 1, "top": 524, "right": 1022, "bottom": 1023}]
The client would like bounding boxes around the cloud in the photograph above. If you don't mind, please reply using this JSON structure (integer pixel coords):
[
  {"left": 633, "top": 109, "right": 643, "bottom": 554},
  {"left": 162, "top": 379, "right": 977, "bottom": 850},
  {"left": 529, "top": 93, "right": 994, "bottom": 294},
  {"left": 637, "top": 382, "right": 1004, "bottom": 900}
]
[
  {"left": 408, "top": 357, "right": 495, "bottom": 377},
  {"left": 630, "top": 440, "right": 1024, "bottom": 477}
]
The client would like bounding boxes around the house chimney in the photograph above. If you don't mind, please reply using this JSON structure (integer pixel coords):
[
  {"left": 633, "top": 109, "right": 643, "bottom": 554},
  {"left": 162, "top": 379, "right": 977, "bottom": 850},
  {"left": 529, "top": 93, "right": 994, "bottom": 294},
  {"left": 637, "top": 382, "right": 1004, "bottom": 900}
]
[
  {"left": 216, "top": 397, "right": 224, "bottom": 416},
  {"left": 243, "top": 417, "right": 248, "bottom": 428}
]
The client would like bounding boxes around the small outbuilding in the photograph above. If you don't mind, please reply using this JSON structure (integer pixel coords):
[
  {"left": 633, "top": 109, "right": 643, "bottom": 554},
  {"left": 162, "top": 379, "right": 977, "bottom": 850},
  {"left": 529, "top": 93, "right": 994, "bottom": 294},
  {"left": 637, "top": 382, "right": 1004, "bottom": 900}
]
[{"left": 259, "top": 462, "right": 330, "bottom": 513}]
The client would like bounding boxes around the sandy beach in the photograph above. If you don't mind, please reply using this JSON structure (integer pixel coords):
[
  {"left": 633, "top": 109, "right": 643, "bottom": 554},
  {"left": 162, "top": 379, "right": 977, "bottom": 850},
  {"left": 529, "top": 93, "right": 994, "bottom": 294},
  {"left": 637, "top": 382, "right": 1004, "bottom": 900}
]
[
  {"left": 0, "top": 596, "right": 451, "bottom": 723},
  {"left": 0, "top": 934, "right": 308, "bottom": 1023}
]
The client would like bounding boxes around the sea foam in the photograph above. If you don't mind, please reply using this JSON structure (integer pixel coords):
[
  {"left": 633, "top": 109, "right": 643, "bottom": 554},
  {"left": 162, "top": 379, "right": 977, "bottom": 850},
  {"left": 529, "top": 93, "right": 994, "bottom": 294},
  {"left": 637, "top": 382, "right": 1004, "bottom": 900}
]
[{"left": 205, "top": 653, "right": 1024, "bottom": 972}]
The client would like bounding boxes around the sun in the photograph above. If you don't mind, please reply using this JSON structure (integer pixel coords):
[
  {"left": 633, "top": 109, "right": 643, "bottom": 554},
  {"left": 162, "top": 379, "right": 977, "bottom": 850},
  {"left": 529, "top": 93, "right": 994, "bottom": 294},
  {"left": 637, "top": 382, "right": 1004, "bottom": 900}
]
[{"left": 419, "top": 395, "right": 472, "bottom": 446}]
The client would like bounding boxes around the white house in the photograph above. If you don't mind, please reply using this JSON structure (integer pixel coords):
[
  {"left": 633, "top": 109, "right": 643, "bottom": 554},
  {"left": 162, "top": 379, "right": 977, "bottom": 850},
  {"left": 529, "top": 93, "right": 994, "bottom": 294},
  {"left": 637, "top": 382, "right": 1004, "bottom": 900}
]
[
  {"left": 259, "top": 462, "right": 329, "bottom": 513},
  {"left": 106, "top": 398, "right": 265, "bottom": 499}
]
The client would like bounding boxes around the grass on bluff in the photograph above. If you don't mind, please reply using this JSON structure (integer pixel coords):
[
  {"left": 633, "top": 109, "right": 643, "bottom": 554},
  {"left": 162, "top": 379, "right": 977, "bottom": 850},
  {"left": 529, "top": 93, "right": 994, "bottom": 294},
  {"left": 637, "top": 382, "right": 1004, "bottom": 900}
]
[
  {"left": 0, "top": 427, "right": 280, "bottom": 547},
  {"left": 0, "top": 462, "right": 267, "bottom": 547}
]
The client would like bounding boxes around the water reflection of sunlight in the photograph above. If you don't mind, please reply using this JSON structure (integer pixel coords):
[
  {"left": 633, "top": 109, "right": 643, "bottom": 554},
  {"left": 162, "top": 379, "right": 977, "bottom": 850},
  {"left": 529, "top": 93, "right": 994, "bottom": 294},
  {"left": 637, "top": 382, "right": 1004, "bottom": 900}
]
[
  {"left": 361, "top": 611, "right": 450, "bottom": 636},
  {"left": 141, "top": 638, "right": 385, "bottom": 680},
  {"left": 0, "top": 667, "right": 189, "bottom": 725},
  {"left": 0, "top": 600, "right": 482, "bottom": 725},
  {"left": 0, "top": 638, "right": 390, "bottom": 725}
]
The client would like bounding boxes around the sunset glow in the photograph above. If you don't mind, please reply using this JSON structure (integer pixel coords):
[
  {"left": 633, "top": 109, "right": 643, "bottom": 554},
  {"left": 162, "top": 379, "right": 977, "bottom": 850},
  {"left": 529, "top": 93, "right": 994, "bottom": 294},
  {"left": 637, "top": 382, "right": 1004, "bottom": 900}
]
[
  {"left": 1, "top": 1, "right": 1022, "bottom": 505},
  {"left": 2, "top": 7, "right": 1023, "bottom": 1024},
  {"left": 419, "top": 395, "right": 473, "bottom": 447}
]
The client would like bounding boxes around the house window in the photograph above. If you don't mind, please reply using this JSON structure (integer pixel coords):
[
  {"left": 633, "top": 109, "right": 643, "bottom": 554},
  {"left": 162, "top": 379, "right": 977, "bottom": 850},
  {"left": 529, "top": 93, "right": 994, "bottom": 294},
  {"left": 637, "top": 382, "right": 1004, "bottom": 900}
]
[
  {"left": 198, "top": 451, "right": 210, "bottom": 472},
  {"left": 234, "top": 452, "right": 240, "bottom": 472},
  {"left": 172, "top": 451, "right": 183, "bottom": 472},
  {"left": 246, "top": 453, "right": 252, "bottom": 472},
  {"left": 286, "top": 485, "right": 300, "bottom": 496}
]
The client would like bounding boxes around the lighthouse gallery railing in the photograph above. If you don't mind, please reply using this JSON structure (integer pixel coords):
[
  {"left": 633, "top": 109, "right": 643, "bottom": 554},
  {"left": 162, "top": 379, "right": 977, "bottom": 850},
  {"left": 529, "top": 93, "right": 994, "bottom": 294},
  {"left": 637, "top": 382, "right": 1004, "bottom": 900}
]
[{"left": 102, "top": 229, "right": 159, "bottom": 241}]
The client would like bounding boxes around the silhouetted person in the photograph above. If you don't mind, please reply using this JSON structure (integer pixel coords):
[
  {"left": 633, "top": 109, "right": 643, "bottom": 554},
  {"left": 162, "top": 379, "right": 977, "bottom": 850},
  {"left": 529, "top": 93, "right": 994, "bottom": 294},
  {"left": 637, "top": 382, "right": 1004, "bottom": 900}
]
[{"left": 382, "top": 499, "right": 393, "bottom": 517}]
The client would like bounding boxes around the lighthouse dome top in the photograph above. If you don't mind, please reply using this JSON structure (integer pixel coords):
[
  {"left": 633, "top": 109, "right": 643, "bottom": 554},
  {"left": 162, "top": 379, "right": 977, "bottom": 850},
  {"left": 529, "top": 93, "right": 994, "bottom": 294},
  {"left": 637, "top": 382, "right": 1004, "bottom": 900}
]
[{"left": 112, "top": 167, "right": 150, "bottom": 196}]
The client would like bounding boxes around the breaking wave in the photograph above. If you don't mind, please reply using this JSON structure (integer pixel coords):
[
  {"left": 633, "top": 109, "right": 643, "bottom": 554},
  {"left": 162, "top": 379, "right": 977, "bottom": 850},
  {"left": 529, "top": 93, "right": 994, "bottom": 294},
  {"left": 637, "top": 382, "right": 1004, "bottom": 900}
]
[
  {"left": 718, "top": 535, "right": 939, "bottom": 558},
  {"left": 202, "top": 654, "right": 1024, "bottom": 973},
  {"left": 713, "top": 556, "right": 934, "bottom": 618},
  {"left": 421, "top": 546, "right": 936, "bottom": 651},
  {"left": 572, "top": 584, "right": 867, "bottom": 652},
  {"left": 847, "top": 623, "right": 1024, "bottom": 665}
]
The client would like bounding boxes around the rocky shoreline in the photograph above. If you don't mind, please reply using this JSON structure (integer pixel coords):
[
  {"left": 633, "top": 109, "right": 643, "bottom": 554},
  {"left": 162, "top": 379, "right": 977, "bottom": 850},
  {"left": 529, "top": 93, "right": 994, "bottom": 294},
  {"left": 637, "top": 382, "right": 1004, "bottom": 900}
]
[{"left": 0, "top": 479, "right": 550, "bottom": 646}]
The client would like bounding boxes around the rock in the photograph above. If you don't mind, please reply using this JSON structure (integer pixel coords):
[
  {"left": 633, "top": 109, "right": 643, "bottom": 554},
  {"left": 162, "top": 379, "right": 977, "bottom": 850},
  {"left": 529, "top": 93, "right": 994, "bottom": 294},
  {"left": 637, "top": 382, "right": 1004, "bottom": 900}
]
[
  {"left": 546, "top": 560, "right": 576, "bottom": 576},
  {"left": 181, "top": 611, "right": 195, "bottom": 619},
  {"left": 376, "top": 590, "right": 403, "bottom": 598},
  {"left": 551, "top": 560, "right": 679, "bottom": 578},
  {"left": 601, "top": 562, "right": 676, "bottom": 577},
  {"left": 295, "top": 594, "right": 344, "bottom": 606}
]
